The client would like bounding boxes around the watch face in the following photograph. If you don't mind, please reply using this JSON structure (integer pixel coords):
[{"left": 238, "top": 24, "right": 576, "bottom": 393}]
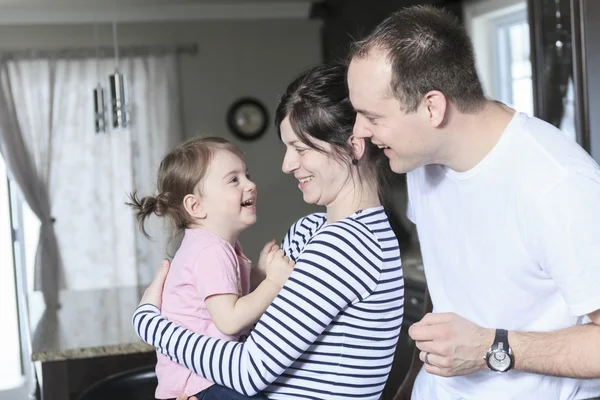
[{"left": 487, "top": 350, "right": 512, "bottom": 372}]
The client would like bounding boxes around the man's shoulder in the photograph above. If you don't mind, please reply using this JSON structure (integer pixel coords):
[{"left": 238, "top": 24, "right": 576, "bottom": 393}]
[{"left": 515, "top": 114, "right": 600, "bottom": 192}]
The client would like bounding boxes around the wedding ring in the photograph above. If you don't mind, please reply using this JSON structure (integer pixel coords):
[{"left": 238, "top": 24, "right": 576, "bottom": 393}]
[{"left": 424, "top": 352, "right": 430, "bottom": 365}]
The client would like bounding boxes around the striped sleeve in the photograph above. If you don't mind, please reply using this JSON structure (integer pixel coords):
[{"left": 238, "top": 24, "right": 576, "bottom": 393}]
[
  {"left": 281, "top": 213, "right": 326, "bottom": 262},
  {"left": 132, "top": 220, "right": 383, "bottom": 396}
]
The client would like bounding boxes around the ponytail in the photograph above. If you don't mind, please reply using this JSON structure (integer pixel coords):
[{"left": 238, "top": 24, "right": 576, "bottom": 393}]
[{"left": 126, "top": 191, "right": 169, "bottom": 239}]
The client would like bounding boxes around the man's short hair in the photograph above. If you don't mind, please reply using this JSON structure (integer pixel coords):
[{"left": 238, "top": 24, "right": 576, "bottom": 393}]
[{"left": 352, "top": 5, "right": 486, "bottom": 113}]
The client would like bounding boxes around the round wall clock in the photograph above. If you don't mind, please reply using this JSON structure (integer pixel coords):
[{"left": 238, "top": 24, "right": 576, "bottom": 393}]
[{"left": 226, "top": 97, "right": 269, "bottom": 141}]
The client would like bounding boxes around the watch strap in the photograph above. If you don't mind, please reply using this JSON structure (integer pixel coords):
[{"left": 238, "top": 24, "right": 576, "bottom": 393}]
[{"left": 491, "top": 328, "right": 509, "bottom": 352}]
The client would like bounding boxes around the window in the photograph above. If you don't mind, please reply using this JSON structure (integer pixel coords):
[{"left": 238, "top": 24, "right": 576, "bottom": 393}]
[
  {"left": 0, "top": 153, "right": 39, "bottom": 399},
  {"left": 0, "top": 154, "right": 23, "bottom": 391},
  {"left": 465, "top": 0, "right": 534, "bottom": 114},
  {"left": 466, "top": 0, "right": 577, "bottom": 142},
  {"left": 494, "top": 12, "right": 534, "bottom": 115}
]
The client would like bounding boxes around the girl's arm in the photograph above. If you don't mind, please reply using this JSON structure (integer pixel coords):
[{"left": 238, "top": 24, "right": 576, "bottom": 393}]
[
  {"left": 205, "top": 249, "right": 293, "bottom": 335},
  {"left": 133, "top": 222, "right": 381, "bottom": 396}
]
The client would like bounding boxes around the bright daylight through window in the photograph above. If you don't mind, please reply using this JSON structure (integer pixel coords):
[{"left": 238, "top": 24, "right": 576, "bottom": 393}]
[{"left": 0, "top": 153, "right": 22, "bottom": 390}]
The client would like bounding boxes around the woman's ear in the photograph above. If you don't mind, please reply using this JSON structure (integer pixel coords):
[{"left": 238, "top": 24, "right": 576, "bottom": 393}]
[
  {"left": 349, "top": 135, "right": 367, "bottom": 161},
  {"left": 183, "top": 194, "right": 206, "bottom": 219}
]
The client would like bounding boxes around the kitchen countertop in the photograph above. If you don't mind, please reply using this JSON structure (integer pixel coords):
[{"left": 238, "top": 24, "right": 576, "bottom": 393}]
[
  {"left": 29, "top": 285, "right": 154, "bottom": 362},
  {"left": 30, "top": 248, "right": 424, "bottom": 363}
]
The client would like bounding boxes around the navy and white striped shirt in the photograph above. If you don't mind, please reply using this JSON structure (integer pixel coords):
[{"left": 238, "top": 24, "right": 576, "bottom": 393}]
[{"left": 133, "top": 206, "right": 404, "bottom": 399}]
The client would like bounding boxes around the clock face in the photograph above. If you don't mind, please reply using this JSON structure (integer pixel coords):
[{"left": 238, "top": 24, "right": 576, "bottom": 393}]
[
  {"left": 487, "top": 350, "right": 511, "bottom": 372},
  {"left": 226, "top": 98, "right": 268, "bottom": 141}
]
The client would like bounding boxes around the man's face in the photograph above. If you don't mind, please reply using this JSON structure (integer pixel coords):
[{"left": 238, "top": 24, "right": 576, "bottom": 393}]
[{"left": 348, "top": 52, "right": 435, "bottom": 173}]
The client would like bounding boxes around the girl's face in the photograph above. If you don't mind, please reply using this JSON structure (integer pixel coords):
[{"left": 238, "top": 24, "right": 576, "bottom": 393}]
[
  {"left": 280, "top": 116, "right": 352, "bottom": 208},
  {"left": 199, "top": 149, "right": 257, "bottom": 235}
]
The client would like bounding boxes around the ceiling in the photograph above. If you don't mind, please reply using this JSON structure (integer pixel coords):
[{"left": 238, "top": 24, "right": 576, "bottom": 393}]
[
  {"left": 0, "top": 0, "right": 314, "bottom": 24},
  {"left": 0, "top": 0, "right": 310, "bottom": 5}
]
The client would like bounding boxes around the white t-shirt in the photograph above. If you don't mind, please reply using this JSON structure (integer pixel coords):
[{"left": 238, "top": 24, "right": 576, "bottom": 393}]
[{"left": 408, "top": 112, "right": 600, "bottom": 400}]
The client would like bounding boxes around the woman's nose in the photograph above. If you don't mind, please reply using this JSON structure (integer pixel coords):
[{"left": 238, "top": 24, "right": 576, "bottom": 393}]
[{"left": 282, "top": 152, "right": 298, "bottom": 174}]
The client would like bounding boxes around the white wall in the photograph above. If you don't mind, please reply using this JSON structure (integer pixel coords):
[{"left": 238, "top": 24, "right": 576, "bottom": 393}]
[{"left": 0, "top": 19, "right": 323, "bottom": 262}]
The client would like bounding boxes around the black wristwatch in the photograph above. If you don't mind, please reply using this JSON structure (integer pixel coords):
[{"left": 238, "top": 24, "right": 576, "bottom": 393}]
[{"left": 484, "top": 329, "right": 514, "bottom": 372}]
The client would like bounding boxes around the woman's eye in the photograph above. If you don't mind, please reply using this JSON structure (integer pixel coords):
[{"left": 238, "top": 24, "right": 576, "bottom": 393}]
[{"left": 296, "top": 148, "right": 307, "bottom": 155}]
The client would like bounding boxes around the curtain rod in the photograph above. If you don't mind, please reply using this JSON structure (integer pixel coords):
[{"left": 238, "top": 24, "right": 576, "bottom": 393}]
[{"left": 0, "top": 43, "right": 198, "bottom": 61}]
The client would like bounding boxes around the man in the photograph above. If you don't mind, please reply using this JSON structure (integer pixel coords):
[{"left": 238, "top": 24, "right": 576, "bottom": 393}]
[{"left": 348, "top": 5, "right": 600, "bottom": 400}]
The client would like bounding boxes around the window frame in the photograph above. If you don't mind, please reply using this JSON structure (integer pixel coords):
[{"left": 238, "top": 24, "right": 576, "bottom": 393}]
[
  {"left": 491, "top": 8, "right": 531, "bottom": 106},
  {"left": 0, "top": 158, "right": 34, "bottom": 399}
]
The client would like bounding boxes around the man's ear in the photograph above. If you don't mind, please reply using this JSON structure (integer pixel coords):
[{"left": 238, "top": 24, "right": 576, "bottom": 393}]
[
  {"left": 183, "top": 194, "right": 206, "bottom": 219},
  {"left": 349, "top": 135, "right": 367, "bottom": 161},
  {"left": 422, "top": 90, "right": 447, "bottom": 128}
]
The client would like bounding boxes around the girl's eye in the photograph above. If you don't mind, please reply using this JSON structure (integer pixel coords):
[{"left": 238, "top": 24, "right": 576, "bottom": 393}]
[
  {"left": 230, "top": 177, "right": 239, "bottom": 183},
  {"left": 246, "top": 173, "right": 251, "bottom": 179}
]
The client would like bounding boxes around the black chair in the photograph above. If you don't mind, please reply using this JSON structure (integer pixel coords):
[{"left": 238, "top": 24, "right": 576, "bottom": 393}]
[{"left": 75, "top": 365, "right": 157, "bottom": 400}]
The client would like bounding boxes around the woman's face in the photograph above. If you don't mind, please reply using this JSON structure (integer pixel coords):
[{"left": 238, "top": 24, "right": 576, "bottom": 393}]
[{"left": 280, "top": 116, "right": 352, "bottom": 207}]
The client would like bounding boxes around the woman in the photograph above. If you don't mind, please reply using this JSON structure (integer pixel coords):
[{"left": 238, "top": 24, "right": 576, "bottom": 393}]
[{"left": 133, "top": 63, "right": 405, "bottom": 399}]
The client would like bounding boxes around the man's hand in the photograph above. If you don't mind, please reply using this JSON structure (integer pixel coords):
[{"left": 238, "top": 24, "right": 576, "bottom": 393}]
[
  {"left": 138, "top": 259, "right": 170, "bottom": 308},
  {"left": 408, "top": 312, "right": 494, "bottom": 377}
]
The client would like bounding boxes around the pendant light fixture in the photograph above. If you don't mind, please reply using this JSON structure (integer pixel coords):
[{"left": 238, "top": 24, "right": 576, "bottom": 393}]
[
  {"left": 109, "top": 5, "right": 129, "bottom": 130},
  {"left": 93, "top": 24, "right": 107, "bottom": 133}
]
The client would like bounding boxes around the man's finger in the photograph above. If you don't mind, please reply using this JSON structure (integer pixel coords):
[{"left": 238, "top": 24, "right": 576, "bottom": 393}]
[
  {"left": 414, "top": 340, "right": 446, "bottom": 356},
  {"left": 423, "top": 361, "right": 451, "bottom": 377},
  {"left": 408, "top": 322, "right": 448, "bottom": 342},
  {"left": 416, "top": 312, "right": 456, "bottom": 326}
]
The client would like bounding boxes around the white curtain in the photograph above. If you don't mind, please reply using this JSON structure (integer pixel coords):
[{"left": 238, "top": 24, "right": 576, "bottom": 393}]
[{"left": 0, "top": 53, "right": 182, "bottom": 302}]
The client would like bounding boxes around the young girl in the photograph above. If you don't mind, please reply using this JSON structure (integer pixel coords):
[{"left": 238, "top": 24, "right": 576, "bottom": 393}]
[{"left": 128, "top": 136, "right": 294, "bottom": 400}]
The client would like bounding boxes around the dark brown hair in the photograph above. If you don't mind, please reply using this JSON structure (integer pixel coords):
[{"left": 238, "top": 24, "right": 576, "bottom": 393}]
[
  {"left": 275, "top": 63, "right": 402, "bottom": 238},
  {"left": 127, "top": 136, "right": 244, "bottom": 239},
  {"left": 352, "top": 5, "right": 486, "bottom": 113}
]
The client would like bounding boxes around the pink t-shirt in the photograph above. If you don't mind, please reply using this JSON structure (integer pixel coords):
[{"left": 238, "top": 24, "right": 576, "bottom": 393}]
[{"left": 155, "top": 228, "right": 251, "bottom": 399}]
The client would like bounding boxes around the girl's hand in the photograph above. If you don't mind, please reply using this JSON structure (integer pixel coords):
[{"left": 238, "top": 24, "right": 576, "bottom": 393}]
[
  {"left": 252, "top": 240, "right": 279, "bottom": 289},
  {"left": 257, "top": 239, "right": 278, "bottom": 274},
  {"left": 265, "top": 249, "right": 295, "bottom": 288},
  {"left": 138, "top": 259, "right": 170, "bottom": 308}
]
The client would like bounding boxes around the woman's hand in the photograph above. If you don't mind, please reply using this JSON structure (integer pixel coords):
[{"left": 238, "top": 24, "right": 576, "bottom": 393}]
[
  {"left": 176, "top": 393, "right": 198, "bottom": 400},
  {"left": 138, "top": 259, "right": 170, "bottom": 308}
]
